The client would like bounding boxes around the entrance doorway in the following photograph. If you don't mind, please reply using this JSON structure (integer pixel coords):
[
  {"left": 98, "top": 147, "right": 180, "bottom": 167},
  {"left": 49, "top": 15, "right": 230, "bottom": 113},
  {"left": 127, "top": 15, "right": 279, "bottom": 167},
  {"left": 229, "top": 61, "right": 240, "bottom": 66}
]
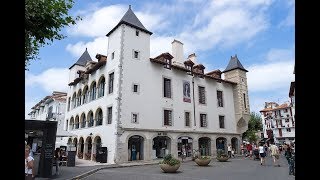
[
  {"left": 216, "top": 137, "right": 227, "bottom": 153},
  {"left": 178, "top": 137, "right": 193, "bottom": 157},
  {"left": 199, "top": 137, "right": 211, "bottom": 156},
  {"left": 231, "top": 137, "right": 238, "bottom": 154},
  {"left": 152, "top": 136, "right": 171, "bottom": 159},
  {"left": 128, "top": 135, "right": 144, "bottom": 161}
]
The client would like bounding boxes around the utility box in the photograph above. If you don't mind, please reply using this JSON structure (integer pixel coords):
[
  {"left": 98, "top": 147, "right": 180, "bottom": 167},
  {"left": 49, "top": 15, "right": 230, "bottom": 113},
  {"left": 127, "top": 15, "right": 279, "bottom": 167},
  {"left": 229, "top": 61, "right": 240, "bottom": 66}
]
[
  {"left": 67, "top": 148, "right": 76, "bottom": 167},
  {"left": 96, "top": 147, "right": 108, "bottom": 163}
]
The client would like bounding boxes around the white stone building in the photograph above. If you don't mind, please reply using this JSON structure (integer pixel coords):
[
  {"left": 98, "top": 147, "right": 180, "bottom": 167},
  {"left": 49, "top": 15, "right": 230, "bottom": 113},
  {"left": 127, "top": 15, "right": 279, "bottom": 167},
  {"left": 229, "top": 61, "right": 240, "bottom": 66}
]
[
  {"left": 260, "top": 102, "right": 295, "bottom": 144},
  {"left": 64, "top": 6, "right": 250, "bottom": 164},
  {"left": 27, "top": 91, "right": 67, "bottom": 148}
]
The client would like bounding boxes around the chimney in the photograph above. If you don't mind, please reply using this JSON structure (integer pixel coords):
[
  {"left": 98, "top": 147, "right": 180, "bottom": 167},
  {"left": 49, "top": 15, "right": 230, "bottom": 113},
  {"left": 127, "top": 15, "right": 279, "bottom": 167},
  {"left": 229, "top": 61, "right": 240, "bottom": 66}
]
[
  {"left": 188, "top": 53, "right": 197, "bottom": 64},
  {"left": 171, "top": 39, "right": 184, "bottom": 64}
]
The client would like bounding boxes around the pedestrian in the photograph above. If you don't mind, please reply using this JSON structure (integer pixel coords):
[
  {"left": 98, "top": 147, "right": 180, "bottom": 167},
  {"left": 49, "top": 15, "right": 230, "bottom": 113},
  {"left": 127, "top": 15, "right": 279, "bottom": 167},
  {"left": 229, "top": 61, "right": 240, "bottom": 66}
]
[
  {"left": 264, "top": 143, "right": 268, "bottom": 156},
  {"left": 231, "top": 148, "right": 235, "bottom": 158},
  {"left": 54, "top": 148, "right": 61, "bottom": 175},
  {"left": 269, "top": 142, "right": 280, "bottom": 167},
  {"left": 258, "top": 143, "right": 266, "bottom": 165},
  {"left": 181, "top": 145, "right": 186, "bottom": 162},
  {"left": 227, "top": 144, "right": 232, "bottom": 158},
  {"left": 246, "top": 143, "right": 253, "bottom": 158},
  {"left": 25, "top": 145, "right": 35, "bottom": 180},
  {"left": 285, "top": 143, "right": 294, "bottom": 175},
  {"left": 240, "top": 143, "right": 244, "bottom": 155}
]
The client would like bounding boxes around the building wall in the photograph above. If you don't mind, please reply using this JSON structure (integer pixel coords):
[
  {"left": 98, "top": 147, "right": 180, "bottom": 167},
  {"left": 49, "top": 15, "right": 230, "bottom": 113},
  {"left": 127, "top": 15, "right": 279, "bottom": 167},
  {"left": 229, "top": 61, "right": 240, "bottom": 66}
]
[{"left": 64, "top": 27, "right": 124, "bottom": 164}]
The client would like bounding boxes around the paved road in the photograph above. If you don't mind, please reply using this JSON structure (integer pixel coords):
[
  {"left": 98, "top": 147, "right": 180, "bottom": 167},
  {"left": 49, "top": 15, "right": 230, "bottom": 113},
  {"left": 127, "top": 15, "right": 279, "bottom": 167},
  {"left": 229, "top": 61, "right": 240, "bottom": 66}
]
[{"left": 83, "top": 156, "right": 294, "bottom": 180}]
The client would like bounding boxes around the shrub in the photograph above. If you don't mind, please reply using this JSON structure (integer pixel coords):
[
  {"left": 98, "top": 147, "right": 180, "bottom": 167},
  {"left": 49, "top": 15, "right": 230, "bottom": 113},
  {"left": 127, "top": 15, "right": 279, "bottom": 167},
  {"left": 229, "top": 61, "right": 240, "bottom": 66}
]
[
  {"left": 160, "top": 154, "right": 180, "bottom": 166},
  {"left": 198, "top": 156, "right": 211, "bottom": 160},
  {"left": 217, "top": 149, "right": 228, "bottom": 158}
]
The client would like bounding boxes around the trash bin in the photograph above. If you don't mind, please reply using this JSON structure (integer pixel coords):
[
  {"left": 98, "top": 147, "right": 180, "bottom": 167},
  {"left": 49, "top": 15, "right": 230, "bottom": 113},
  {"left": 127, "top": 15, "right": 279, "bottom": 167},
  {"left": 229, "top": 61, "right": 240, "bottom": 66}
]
[
  {"left": 97, "top": 147, "right": 108, "bottom": 163},
  {"left": 67, "top": 150, "right": 76, "bottom": 167}
]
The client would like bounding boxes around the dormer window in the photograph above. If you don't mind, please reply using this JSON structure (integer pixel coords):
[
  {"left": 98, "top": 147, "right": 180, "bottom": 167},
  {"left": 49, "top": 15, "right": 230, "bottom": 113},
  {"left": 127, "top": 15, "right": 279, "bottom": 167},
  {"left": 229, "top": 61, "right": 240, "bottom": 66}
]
[
  {"left": 136, "top": 30, "right": 139, "bottom": 36},
  {"left": 164, "top": 59, "right": 171, "bottom": 69}
]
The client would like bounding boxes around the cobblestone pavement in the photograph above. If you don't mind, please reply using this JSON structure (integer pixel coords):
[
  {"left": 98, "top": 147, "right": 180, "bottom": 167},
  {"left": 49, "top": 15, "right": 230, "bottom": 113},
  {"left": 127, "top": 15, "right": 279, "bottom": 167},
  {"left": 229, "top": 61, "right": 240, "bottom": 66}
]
[{"left": 82, "top": 155, "right": 295, "bottom": 180}]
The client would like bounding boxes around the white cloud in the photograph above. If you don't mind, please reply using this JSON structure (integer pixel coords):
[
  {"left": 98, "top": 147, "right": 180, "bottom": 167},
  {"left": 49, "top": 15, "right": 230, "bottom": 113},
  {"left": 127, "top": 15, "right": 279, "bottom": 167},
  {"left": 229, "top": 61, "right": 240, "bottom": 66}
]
[
  {"left": 247, "top": 61, "right": 294, "bottom": 92},
  {"left": 66, "top": 37, "right": 108, "bottom": 57},
  {"left": 67, "top": 4, "right": 166, "bottom": 38},
  {"left": 25, "top": 68, "right": 69, "bottom": 93},
  {"left": 67, "top": 5, "right": 126, "bottom": 37},
  {"left": 150, "top": 36, "right": 174, "bottom": 58},
  {"left": 266, "top": 48, "right": 294, "bottom": 61}
]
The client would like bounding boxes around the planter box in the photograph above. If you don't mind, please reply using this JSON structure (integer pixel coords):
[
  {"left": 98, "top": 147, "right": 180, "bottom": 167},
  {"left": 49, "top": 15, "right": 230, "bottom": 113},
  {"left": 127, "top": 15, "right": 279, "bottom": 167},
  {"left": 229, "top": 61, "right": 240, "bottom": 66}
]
[
  {"left": 217, "top": 156, "right": 229, "bottom": 162},
  {"left": 195, "top": 158, "right": 211, "bottom": 166},
  {"left": 159, "top": 163, "right": 181, "bottom": 173}
]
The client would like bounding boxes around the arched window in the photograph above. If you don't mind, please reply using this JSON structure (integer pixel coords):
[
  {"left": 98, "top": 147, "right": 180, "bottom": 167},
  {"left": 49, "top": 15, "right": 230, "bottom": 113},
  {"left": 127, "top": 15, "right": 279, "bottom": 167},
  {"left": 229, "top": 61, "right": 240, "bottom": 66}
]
[
  {"left": 80, "top": 113, "right": 86, "bottom": 128},
  {"left": 82, "top": 86, "right": 88, "bottom": 104},
  {"left": 77, "top": 89, "right": 82, "bottom": 106},
  {"left": 75, "top": 115, "right": 80, "bottom": 129},
  {"left": 72, "top": 93, "right": 76, "bottom": 108},
  {"left": 95, "top": 108, "right": 103, "bottom": 126},
  {"left": 88, "top": 111, "right": 94, "bottom": 127},
  {"left": 98, "top": 76, "right": 105, "bottom": 98},
  {"left": 90, "top": 82, "right": 97, "bottom": 101},
  {"left": 70, "top": 117, "right": 75, "bottom": 130}
]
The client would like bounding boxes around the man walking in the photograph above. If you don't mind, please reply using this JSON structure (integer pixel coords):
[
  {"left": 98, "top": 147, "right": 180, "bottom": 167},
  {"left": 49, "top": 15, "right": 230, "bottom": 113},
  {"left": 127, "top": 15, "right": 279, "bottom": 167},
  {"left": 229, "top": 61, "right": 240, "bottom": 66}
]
[{"left": 269, "top": 142, "right": 280, "bottom": 167}]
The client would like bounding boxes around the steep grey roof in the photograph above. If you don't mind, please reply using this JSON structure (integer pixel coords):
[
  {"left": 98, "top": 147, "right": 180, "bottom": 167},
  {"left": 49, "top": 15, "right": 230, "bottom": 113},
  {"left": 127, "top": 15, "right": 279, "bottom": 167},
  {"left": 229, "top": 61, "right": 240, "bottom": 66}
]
[
  {"left": 222, "top": 55, "right": 248, "bottom": 73},
  {"left": 106, "top": 5, "right": 152, "bottom": 36},
  {"left": 69, "top": 48, "right": 92, "bottom": 69}
]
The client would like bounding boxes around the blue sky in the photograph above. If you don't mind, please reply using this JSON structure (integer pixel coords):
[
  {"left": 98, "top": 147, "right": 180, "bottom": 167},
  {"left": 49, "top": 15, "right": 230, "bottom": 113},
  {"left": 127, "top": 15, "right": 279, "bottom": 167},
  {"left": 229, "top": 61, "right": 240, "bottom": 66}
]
[{"left": 25, "top": 0, "right": 295, "bottom": 118}]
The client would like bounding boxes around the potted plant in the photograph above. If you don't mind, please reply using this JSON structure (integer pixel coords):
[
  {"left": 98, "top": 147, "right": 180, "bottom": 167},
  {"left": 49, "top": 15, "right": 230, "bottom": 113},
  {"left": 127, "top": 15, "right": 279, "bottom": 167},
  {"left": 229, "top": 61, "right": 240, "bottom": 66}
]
[
  {"left": 159, "top": 154, "right": 181, "bottom": 173},
  {"left": 195, "top": 156, "right": 211, "bottom": 166},
  {"left": 77, "top": 152, "right": 83, "bottom": 159},
  {"left": 85, "top": 153, "right": 91, "bottom": 160},
  {"left": 216, "top": 149, "right": 229, "bottom": 162}
]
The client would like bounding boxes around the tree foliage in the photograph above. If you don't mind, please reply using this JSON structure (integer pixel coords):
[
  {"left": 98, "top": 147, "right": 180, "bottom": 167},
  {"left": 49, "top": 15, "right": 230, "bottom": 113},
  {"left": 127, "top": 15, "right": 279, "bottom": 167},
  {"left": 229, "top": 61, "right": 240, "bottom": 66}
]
[
  {"left": 25, "top": 0, "right": 80, "bottom": 69},
  {"left": 242, "top": 112, "right": 263, "bottom": 143}
]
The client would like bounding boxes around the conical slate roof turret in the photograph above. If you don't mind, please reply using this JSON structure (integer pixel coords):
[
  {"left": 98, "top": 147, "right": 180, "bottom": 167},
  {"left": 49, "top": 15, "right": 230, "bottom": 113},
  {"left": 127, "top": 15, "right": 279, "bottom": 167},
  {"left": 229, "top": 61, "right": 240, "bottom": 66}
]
[
  {"left": 106, "top": 5, "right": 152, "bottom": 36},
  {"left": 222, "top": 54, "right": 248, "bottom": 73},
  {"left": 69, "top": 48, "right": 93, "bottom": 69}
]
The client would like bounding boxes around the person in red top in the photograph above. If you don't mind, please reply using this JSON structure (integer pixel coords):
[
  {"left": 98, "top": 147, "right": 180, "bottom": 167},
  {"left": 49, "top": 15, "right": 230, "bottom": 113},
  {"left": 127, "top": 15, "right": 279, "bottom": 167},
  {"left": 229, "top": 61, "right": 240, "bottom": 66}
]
[{"left": 246, "top": 143, "right": 253, "bottom": 158}]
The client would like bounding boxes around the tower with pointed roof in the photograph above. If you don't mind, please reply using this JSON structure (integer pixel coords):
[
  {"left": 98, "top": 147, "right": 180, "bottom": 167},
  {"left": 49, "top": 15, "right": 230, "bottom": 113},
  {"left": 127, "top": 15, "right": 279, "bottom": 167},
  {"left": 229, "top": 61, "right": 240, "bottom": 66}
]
[
  {"left": 222, "top": 55, "right": 250, "bottom": 134},
  {"left": 106, "top": 5, "right": 153, "bottom": 163},
  {"left": 68, "top": 48, "right": 93, "bottom": 83}
]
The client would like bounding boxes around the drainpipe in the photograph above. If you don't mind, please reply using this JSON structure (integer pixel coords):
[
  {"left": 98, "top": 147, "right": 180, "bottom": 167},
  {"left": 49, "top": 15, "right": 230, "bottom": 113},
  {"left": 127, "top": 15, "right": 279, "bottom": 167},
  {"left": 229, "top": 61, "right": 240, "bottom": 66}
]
[{"left": 192, "top": 76, "right": 196, "bottom": 127}]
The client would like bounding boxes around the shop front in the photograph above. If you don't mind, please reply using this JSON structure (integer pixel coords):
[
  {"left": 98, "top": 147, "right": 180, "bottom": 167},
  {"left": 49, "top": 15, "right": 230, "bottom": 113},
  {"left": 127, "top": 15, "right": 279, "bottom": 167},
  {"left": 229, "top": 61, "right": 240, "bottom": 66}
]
[
  {"left": 152, "top": 136, "right": 171, "bottom": 159},
  {"left": 177, "top": 136, "right": 193, "bottom": 157}
]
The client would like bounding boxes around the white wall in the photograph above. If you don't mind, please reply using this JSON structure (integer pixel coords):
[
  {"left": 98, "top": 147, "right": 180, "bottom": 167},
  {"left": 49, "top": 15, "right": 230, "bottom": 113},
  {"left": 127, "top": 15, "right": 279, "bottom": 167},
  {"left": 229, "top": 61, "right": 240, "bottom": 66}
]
[
  {"left": 119, "top": 25, "right": 237, "bottom": 133},
  {"left": 64, "top": 27, "right": 123, "bottom": 164}
]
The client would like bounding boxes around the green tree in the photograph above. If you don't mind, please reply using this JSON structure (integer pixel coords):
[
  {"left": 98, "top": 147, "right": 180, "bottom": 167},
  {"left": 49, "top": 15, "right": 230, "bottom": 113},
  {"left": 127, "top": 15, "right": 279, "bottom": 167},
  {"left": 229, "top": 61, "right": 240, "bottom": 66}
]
[
  {"left": 242, "top": 112, "right": 263, "bottom": 143},
  {"left": 25, "top": 0, "right": 80, "bottom": 70}
]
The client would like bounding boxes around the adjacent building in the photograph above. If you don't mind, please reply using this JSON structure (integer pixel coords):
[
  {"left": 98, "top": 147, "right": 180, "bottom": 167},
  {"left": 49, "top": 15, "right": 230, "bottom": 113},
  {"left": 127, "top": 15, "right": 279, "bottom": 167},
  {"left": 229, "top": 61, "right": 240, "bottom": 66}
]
[
  {"left": 27, "top": 91, "right": 67, "bottom": 148},
  {"left": 64, "top": 6, "right": 251, "bottom": 164},
  {"left": 260, "top": 102, "right": 295, "bottom": 144}
]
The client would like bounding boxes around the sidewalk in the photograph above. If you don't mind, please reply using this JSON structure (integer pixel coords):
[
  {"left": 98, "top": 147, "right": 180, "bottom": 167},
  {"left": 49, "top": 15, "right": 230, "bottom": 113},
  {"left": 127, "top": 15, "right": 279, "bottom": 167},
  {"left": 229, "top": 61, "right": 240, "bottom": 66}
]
[
  {"left": 36, "top": 155, "right": 245, "bottom": 180},
  {"left": 35, "top": 158, "right": 162, "bottom": 180}
]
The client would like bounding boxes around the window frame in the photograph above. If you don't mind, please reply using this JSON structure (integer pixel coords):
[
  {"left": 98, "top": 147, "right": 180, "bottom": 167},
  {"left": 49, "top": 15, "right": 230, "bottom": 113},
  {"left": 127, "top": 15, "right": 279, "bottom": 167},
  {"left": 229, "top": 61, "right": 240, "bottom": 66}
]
[
  {"left": 217, "top": 90, "right": 224, "bottom": 107},
  {"left": 132, "top": 113, "right": 139, "bottom": 124},
  {"left": 132, "top": 83, "right": 140, "bottom": 94},
  {"left": 185, "top": 111, "right": 191, "bottom": 127},
  {"left": 200, "top": 113, "right": 207, "bottom": 128},
  {"left": 108, "top": 71, "right": 114, "bottom": 94},
  {"left": 133, "top": 50, "right": 140, "bottom": 60},
  {"left": 198, "top": 86, "right": 206, "bottom": 105},
  {"left": 163, "top": 109, "right": 173, "bottom": 126},
  {"left": 163, "top": 77, "right": 172, "bottom": 99},
  {"left": 107, "top": 106, "right": 113, "bottom": 124},
  {"left": 219, "top": 115, "right": 225, "bottom": 129}
]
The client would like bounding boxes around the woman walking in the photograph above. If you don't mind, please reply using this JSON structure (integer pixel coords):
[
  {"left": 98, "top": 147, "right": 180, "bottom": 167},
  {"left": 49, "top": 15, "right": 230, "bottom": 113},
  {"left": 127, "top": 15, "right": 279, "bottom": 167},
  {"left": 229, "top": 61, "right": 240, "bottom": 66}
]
[{"left": 258, "top": 143, "right": 266, "bottom": 165}]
